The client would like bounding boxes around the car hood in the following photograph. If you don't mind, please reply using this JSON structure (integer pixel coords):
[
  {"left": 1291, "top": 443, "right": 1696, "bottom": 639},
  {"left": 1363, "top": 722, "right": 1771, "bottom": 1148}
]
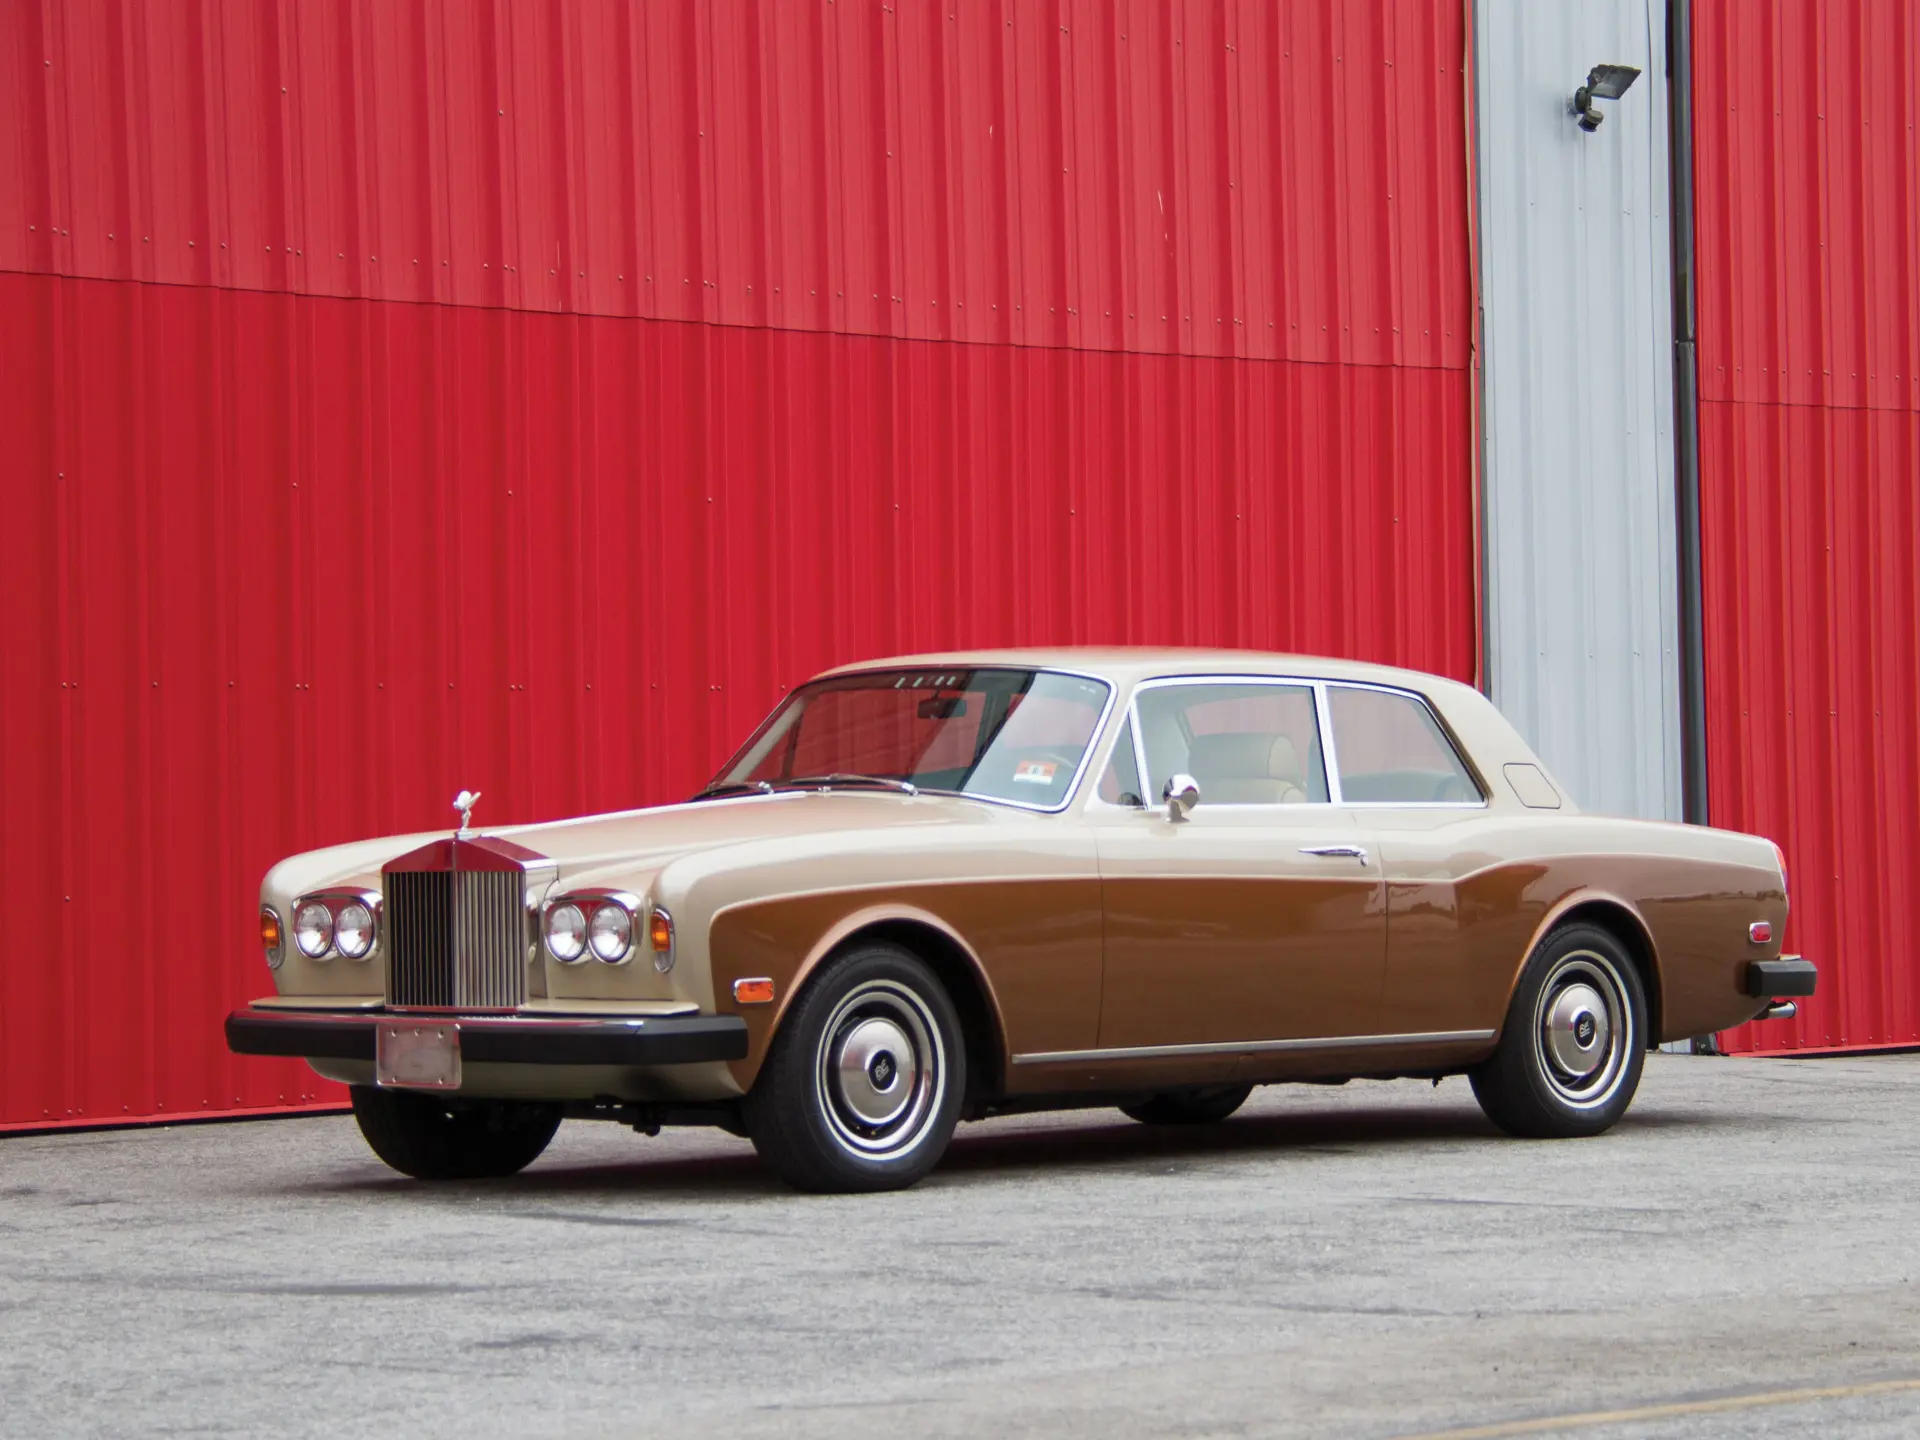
[{"left": 261, "top": 790, "right": 1036, "bottom": 900}]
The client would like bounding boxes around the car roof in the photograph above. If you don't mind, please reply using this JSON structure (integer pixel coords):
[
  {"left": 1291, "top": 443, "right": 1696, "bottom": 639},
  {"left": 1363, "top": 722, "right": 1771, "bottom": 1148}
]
[{"left": 814, "top": 646, "right": 1475, "bottom": 696}]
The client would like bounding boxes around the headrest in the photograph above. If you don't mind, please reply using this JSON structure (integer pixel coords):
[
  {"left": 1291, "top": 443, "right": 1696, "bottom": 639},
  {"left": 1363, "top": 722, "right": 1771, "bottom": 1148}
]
[{"left": 1186, "top": 732, "right": 1303, "bottom": 784}]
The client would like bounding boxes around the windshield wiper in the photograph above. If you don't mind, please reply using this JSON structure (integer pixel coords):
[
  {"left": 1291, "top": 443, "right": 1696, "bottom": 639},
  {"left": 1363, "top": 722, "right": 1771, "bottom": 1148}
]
[
  {"left": 780, "top": 773, "right": 919, "bottom": 796},
  {"left": 691, "top": 779, "right": 775, "bottom": 801}
]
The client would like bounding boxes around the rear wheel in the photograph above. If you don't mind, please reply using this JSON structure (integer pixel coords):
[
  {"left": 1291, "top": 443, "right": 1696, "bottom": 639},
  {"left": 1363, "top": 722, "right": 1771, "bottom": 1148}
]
[
  {"left": 350, "top": 1086, "right": 562, "bottom": 1180},
  {"left": 1120, "top": 1084, "right": 1253, "bottom": 1126},
  {"left": 1470, "top": 923, "right": 1647, "bottom": 1139},
  {"left": 743, "top": 944, "right": 965, "bottom": 1193}
]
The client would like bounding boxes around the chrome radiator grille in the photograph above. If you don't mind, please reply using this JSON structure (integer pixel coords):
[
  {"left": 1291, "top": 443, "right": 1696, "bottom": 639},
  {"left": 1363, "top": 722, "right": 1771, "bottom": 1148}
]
[{"left": 385, "top": 869, "right": 527, "bottom": 1010}]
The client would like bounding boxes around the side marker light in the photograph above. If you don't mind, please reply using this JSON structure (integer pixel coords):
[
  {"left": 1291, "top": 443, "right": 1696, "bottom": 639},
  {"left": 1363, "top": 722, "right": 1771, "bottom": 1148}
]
[
  {"left": 1749, "top": 921, "right": 1773, "bottom": 945},
  {"left": 733, "top": 977, "right": 776, "bottom": 1006}
]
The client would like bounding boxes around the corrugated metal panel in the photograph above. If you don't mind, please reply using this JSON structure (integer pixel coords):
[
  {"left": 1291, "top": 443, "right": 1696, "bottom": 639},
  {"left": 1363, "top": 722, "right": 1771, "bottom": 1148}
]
[
  {"left": 1694, "top": 0, "right": 1920, "bottom": 1055},
  {"left": 0, "top": 270, "right": 1476, "bottom": 1128},
  {"left": 1475, "top": 0, "right": 1682, "bottom": 820},
  {"left": 1693, "top": 0, "right": 1920, "bottom": 413},
  {"left": 0, "top": 0, "right": 1470, "bottom": 367},
  {"left": 1700, "top": 403, "right": 1920, "bottom": 1054}
]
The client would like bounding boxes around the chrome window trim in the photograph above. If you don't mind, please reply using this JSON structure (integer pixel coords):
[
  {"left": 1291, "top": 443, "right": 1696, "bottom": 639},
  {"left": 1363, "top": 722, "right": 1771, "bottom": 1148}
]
[
  {"left": 1320, "top": 678, "right": 1490, "bottom": 809},
  {"left": 1314, "top": 679, "right": 1345, "bottom": 804},
  {"left": 1123, "top": 673, "right": 1340, "bottom": 809},
  {"left": 1011, "top": 1028, "right": 1498, "bottom": 1066},
  {"left": 744, "top": 665, "right": 1118, "bottom": 816}
]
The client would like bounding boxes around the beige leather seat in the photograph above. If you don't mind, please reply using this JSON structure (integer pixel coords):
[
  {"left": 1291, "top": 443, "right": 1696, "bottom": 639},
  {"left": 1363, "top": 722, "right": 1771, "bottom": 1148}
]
[{"left": 1184, "top": 733, "right": 1310, "bottom": 804}]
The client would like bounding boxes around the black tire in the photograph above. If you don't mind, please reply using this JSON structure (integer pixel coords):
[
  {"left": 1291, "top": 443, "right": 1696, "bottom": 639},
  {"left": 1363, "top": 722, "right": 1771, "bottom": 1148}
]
[
  {"left": 350, "top": 1086, "right": 562, "bottom": 1180},
  {"left": 1470, "top": 923, "right": 1648, "bottom": 1139},
  {"left": 742, "top": 943, "right": 966, "bottom": 1193},
  {"left": 1120, "top": 1084, "right": 1253, "bottom": 1126}
]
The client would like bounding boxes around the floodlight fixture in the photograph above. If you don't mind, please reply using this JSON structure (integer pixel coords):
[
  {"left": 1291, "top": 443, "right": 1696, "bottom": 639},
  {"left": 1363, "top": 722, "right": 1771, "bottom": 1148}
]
[{"left": 1572, "top": 63, "right": 1641, "bottom": 132}]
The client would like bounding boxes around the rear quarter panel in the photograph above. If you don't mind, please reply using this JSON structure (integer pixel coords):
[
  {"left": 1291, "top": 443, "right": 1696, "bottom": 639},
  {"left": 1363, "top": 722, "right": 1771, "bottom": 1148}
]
[{"left": 1372, "top": 810, "right": 1786, "bottom": 1043}]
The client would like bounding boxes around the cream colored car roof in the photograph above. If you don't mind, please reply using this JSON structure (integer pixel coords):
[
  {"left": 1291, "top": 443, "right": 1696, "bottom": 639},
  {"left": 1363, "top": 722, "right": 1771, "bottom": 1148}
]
[{"left": 819, "top": 647, "right": 1472, "bottom": 695}]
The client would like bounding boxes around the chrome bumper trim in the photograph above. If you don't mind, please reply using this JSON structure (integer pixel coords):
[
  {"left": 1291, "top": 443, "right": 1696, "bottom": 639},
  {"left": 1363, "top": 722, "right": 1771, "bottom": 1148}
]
[{"left": 1010, "top": 1028, "right": 1497, "bottom": 1066}]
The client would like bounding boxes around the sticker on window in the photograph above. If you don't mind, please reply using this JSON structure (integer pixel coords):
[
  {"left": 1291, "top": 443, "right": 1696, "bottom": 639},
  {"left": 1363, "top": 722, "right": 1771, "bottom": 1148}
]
[{"left": 1011, "top": 760, "right": 1058, "bottom": 784}]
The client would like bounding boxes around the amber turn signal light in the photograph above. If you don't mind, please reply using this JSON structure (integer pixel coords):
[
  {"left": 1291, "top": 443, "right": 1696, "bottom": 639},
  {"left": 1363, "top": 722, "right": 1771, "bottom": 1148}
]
[
  {"left": 733, "top": 977, "right": 775, "bottom": 1006},
  {"left": 649, "top": 908, "right": 673, "bottom": 952},
  {"left": 260, "top": 906, "right": 285, "bottom": 970}
]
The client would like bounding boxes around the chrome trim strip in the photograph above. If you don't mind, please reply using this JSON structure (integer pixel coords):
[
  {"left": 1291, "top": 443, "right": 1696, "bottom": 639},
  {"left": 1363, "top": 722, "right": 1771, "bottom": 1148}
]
[
  {"left": 1009, "top": 1028, "right": 1497, "bottom": 1066},
  {"left": 1314, "top": 679, "right": 1344, "bottom": 804}
]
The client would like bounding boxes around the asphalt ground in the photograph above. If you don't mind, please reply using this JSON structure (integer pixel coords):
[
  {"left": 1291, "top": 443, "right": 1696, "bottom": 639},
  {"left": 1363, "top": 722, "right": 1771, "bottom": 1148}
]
[{"left": 3, "top": 1053, "right": 1918, "bottom": 1440}]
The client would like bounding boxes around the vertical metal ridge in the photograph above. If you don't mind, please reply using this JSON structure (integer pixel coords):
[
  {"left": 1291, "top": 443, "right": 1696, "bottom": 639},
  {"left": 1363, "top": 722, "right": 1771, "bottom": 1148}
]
[
  {"left": 0, "top": 0, "right": 1483, "bottom": 1128},
  {"left": 0, "top": 1, "right": 1470, "bottom": 368}
]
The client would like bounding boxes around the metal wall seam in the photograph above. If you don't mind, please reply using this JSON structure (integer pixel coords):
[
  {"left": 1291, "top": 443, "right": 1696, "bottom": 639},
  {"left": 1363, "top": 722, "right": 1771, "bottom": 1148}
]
[
  {"left": 1475, "top": 0, "right": 1684, "bottom": 821},
  {"left": 0, "top": 0, "right": 1472, "bottom": 370},
  {"left": 1694, "top": 0, "right": 1920, "bottom": 1054}
]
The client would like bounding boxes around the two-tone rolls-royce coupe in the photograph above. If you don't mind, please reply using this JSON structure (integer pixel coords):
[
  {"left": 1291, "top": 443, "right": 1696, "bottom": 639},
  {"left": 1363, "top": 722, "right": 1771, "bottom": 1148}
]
[{"left": 227, "top": 649, "right": 1815, "bottom": 1192}]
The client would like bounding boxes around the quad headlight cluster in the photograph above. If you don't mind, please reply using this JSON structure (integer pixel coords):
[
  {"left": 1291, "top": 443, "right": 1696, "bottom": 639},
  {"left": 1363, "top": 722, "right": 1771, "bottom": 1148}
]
[
  {"left": 543, "top": 891, "right": 673, "bottom": 972},
  {"left": 280, "top": 890, "right": 381, "bottom": 962}
]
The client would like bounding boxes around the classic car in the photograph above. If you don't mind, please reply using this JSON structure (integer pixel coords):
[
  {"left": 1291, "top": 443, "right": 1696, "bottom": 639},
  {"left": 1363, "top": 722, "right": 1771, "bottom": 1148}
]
[{"left": 228, "top": 648, "right": 1816, "bottom": 1192}]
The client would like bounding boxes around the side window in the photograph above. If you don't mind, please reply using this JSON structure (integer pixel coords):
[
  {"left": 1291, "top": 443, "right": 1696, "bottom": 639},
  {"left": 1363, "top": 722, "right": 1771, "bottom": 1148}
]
[
  {"left": 1097, "top": 717, "right": 1144, "bottom": 806},
  {"left": 1328, "top": 686, "right": 1481, "bottom": 803},
  {"left": 1134, "top": 683, "right": 1330, "bottom": 805}
]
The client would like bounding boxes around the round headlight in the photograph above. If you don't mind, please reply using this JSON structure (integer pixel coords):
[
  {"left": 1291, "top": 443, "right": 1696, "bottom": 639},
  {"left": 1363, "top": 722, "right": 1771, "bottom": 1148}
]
[
  {"left": 293, "top": 901, "right": 334, "bottom": 959},
  {"left": 335, "top": 900, "right": 376, "bottom": 959},
  {"left": 589, "top": 902, "right": 634, "bottom": 963},
  {"left": 545, "top": 902, "right": 588, "bottom": 963}
]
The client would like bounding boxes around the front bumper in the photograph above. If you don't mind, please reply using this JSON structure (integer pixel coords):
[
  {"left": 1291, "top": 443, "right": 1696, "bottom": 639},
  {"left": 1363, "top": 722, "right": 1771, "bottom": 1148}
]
[{"left": 225, "top": 1007, "right": 749, "bottom": 1067}]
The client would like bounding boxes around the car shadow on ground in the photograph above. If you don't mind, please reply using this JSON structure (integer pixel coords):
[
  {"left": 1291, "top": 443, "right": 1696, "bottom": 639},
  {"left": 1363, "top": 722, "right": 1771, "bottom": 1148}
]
[{"left": 280, "top": 1099, "right": 1741, "bottom": 1201}]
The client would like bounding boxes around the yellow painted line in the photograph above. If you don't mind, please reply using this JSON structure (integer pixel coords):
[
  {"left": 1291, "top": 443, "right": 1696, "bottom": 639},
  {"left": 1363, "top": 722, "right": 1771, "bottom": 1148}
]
[{"left": 1388, "top": 1377, "right": 1920, "bottom": 1440}]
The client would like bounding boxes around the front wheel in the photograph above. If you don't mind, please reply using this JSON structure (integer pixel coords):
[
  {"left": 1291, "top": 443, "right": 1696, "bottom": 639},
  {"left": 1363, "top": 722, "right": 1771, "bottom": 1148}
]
[
  {"left": 350, "top": 1086, "right": 562, "bottom": 1180},
  {"left": 743, "top": 944, "right": 966, "bottom": 1193},
  {"left": 1470, "top": 923, "right": 1647, "bottom": 1139}
]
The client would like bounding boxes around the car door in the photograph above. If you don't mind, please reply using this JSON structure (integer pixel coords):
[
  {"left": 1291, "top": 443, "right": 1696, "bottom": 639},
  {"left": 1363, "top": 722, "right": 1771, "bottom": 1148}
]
[
  {"left": 1321, "top": 681, "right": 1500, "bottom": 1037},
  {"left": 1088, "top": 678, "right": 1389, "bottom": 1050}
]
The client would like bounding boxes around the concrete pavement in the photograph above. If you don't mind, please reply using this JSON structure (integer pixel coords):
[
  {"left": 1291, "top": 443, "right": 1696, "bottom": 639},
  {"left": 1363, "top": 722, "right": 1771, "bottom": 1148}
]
[{"left": 3, "top": 1052, "right": 1918, "bottom": 1438}]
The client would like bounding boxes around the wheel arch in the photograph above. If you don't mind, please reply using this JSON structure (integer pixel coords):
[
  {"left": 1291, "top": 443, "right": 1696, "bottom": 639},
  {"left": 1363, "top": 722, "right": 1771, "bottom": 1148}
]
[
  {"left": 1522, "top": 893, "right": 1664, "bottom": 1047},
  {"left": 761, "top": 905, "right": 1009, "bottom": 1103}
]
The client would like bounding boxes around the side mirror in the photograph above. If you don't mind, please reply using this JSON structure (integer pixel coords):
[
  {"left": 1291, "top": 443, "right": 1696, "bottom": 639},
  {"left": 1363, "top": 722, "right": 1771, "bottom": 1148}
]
[{"left": 1162, "top": 773, "right": 1200, "bottom": 822}]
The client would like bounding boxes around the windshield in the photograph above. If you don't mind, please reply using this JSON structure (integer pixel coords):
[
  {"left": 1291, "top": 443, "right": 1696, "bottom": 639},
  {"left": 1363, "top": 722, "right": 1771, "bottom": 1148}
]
[{"left": 710, "top": 668, "right": 1113, "bottom": 809}]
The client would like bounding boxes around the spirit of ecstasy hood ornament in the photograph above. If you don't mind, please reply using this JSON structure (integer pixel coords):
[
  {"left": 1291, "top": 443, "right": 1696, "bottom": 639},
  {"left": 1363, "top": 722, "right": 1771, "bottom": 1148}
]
[{"left": 452, "top": 789, "right": 482, "bottom": 837}]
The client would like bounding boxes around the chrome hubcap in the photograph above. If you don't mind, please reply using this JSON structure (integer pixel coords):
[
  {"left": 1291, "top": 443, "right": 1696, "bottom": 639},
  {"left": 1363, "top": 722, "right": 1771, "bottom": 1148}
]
[
  {"left": 1532, "top": 951, "right": 1632, "bottom": 1109},
  {"left": 815, "top": 980, "right": 945, "bottom": 1160},
  {"left": 1544, "top": 983, "right": 1611, "bottom": 1077},
  {"left": 834, "top": 1017, "right": 917, "bottom": 1127}
]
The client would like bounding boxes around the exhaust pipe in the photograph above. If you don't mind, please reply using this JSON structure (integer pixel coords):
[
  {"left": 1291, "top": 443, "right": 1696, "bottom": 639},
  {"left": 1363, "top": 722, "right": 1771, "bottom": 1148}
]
[{"left": 1759, "top": 999, "right": 1798, "bottom": 1022}]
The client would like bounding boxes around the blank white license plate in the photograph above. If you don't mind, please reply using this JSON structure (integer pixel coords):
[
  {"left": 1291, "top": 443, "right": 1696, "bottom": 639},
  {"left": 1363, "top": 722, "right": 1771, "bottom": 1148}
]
[{"left": 376, "top": 1023, "right": 462, "bottom": 1090}]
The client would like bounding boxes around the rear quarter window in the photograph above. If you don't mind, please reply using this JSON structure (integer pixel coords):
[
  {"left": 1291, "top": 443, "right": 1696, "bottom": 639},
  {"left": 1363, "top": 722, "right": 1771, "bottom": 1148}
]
[{"left": 1328, "top": 686, "right": 1482, "bottom": 804}]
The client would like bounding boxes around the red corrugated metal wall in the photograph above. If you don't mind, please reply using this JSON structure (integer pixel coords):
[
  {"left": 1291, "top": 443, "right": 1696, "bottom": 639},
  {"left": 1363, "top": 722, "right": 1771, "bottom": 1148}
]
[
  {"left": 1694, "top": 0, "right": 1920, "bottom": 1053},
  {"left": 0, "top": 0, "right": 1476, "bottom": 1130}
]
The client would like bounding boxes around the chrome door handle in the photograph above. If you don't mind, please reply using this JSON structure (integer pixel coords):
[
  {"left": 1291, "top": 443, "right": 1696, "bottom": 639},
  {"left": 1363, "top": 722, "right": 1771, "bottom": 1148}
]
[{"left": 1300, "top": 844, "right": 1370, "bottom": 864}]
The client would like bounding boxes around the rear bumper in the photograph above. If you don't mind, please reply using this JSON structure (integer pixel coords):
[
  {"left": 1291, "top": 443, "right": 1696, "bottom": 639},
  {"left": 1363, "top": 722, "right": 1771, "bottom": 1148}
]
[
  {"left": 225, "top": 1007, "right": 749, "bottom": 1067},
  {"left": 1745, "top": 956, "right": 1817, "bottom": 999}
]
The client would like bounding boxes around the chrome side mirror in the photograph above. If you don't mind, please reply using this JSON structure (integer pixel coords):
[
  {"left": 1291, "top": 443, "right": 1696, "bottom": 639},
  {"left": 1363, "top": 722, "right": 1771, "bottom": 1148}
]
[{"left": 1162, "top": 773, "right": 1200, "bottom": 822}]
